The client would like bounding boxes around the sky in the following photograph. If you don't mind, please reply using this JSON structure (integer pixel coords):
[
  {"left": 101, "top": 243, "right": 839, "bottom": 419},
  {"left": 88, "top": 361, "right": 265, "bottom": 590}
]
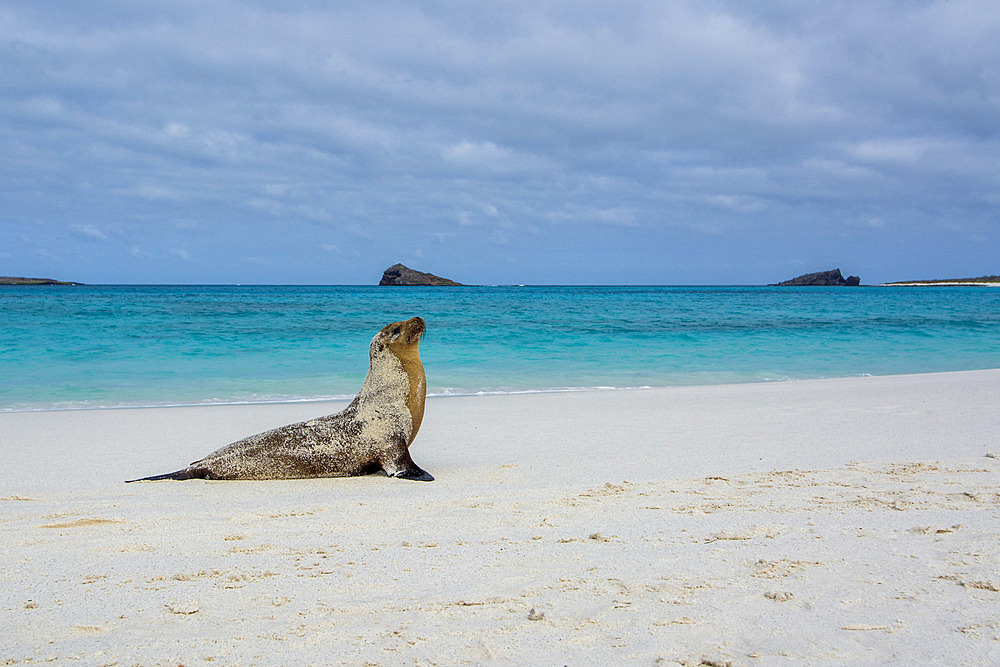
[{"left": 2, "top": 1, "right": 998, "bottom": 285}]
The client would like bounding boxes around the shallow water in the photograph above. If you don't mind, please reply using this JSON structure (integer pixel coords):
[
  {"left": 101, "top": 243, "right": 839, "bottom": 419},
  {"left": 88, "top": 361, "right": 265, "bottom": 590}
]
[{"left": 2, "top": 285, "right": 998, "bottom": 410}]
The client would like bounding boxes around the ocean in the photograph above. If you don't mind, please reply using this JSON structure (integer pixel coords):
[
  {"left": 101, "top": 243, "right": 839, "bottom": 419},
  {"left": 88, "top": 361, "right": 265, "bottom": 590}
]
[{"left": 2, "top": 285, "right": 998, "bottom": 412}]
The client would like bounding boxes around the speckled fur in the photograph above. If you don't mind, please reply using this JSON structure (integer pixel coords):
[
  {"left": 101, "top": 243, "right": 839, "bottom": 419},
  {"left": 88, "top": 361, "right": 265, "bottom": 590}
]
[{"left": 130, "top": 317, "right": 431, "bottom": 482}]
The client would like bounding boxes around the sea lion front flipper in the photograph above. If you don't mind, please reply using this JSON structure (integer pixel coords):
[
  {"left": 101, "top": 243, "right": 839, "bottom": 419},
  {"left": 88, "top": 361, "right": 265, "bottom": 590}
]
[
  {"left": 381, "top": 439, "right": 434, "bottom": 482},
  {"left": 394, "top": 465, "right": 434, "bottom": 482}
]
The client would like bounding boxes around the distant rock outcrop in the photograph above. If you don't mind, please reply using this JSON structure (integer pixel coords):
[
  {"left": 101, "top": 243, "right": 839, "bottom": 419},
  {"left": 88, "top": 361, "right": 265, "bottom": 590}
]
[
  {"left": 378, "top": 263, "right": 464, "bottom": 286},
  {"left": 771, "top": 269, "right": 860, "bottom": 287},
  {"left": 0, "top": 276, "right": 83, "bottom": 286}
]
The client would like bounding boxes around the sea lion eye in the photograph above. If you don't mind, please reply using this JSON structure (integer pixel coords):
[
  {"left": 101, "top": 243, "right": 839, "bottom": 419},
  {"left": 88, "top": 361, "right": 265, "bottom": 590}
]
[{"left": 391, "top": 326, "right": 401, "bottom": 335}]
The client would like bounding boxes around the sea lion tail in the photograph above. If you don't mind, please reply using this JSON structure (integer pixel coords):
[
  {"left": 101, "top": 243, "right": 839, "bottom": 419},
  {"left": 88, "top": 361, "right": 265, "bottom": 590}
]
[{"left": 126, "top": 467, "right": 209, "bottom": 482}]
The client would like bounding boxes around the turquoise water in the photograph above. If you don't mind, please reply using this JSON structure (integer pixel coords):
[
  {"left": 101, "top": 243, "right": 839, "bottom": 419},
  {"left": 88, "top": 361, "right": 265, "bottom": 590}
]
[{"left": 2, "top": 285, "right": 998, "bottom": 411}]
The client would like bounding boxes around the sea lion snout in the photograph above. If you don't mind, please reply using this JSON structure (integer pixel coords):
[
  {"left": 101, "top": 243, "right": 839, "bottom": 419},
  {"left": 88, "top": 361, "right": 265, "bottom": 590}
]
[
  {"left": 406, "top": 317, "right": 425, "bottom": 341},
  {"left": 380, "top": 317, "right": 425, "bottom": 345}
]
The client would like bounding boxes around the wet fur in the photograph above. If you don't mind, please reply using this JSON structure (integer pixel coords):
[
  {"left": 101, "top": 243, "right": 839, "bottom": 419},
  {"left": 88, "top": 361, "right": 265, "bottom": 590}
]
[{"left": 128, "top": 317, "right": 432, "bottom": 482}]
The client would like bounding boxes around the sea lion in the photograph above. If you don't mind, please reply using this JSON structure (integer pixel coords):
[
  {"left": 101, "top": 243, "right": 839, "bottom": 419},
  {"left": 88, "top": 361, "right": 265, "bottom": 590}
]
[{"left": 128, "top": 317, "right": 432, "bottom": 482}]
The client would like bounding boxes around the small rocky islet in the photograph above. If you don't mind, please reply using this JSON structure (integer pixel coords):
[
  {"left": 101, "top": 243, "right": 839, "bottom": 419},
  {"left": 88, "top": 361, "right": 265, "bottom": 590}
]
[
  {"left": 378, "top": 263, "right": 464, "bottom": 286},
  {"left": 0, "top": 276, "right": 84, "bottom": 286},
  {"left": 770, "top": 269, "right": 860, "bottom": 286}
]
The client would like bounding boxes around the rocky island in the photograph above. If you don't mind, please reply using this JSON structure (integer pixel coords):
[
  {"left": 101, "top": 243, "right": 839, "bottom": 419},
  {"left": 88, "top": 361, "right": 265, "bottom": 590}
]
[
  {"left": 0, "top": 276, "right": 84, "bottom": 286},
  {"left": 771, "top": 269, "right": 860, "bottom": 287},
  {"left": 378, "top": 263, "right": 464, "bottom": 286}
]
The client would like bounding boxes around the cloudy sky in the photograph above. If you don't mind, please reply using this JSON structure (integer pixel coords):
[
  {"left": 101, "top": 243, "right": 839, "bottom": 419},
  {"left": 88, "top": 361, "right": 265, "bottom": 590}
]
[{"left": 2, "top": 1, "right": 998, "bottom": 284}]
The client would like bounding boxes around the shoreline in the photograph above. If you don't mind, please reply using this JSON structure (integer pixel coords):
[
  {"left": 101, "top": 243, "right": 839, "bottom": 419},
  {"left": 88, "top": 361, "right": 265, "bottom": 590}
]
[
  {"left": 2, "top": 369, "right": 998, "bottom": 663},
  {"left": 4, "top": 366, "right": 999, "bottom": 414},
  {"left": 879, "top": 281, "right": 1000, "bottom": 287}
]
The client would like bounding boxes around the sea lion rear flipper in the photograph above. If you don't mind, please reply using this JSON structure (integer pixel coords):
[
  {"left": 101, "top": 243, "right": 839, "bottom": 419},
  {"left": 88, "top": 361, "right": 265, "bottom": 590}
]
[{"left": 125, "top": 467, "right": 212, "bottom": 482}]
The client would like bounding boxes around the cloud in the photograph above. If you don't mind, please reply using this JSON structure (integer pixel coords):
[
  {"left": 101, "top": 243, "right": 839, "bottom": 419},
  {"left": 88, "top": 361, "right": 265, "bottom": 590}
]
[
  {"left": 848, "top": 138, "right": 931, "bottom": 164},
  {"left": 123, "top": 185, "right": 178, "bottom": 201},
  {"left": 704, "top": 195, "right": 767, "bottom": 214},
  {"left": 163, "top": 122, "right": 191, "bottom": 139},
  {"left": 69, "top": 225, "right": 108, "bottom": 241},
  {"left": 547, "top": 206, "right": 638, "bottom": 228},
  {"left": 441, "top": 140, "right": 548, "bottom": 175},
  {"left": 1, "top": 1, "right": 997, "bottom": 284},
  {"left": 846, "top": 215, "right": 885, "bottom": 230}
]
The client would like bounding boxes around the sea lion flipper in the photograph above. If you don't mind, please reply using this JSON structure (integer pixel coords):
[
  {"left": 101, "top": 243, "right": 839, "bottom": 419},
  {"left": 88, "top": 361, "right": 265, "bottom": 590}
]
[
  {"left": 394, "top": 466, "right": 434, "bottom": 482},
  {"left": 126, "top": 467, "right": 212, "bottom": 482},
  {"left": 381, "top": 438, "right": 434, "bottom": 482}
]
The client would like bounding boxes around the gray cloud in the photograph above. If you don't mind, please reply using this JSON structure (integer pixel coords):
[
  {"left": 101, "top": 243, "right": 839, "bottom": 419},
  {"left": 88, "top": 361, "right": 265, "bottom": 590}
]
[{"left": 1, "top": 0, "right": 997, "bottom": 283}]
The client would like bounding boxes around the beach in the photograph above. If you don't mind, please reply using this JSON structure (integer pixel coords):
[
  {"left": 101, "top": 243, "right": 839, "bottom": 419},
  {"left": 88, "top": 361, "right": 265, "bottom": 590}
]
[{"left": 2, "top": 369, "right": 999, "bottom": 664}]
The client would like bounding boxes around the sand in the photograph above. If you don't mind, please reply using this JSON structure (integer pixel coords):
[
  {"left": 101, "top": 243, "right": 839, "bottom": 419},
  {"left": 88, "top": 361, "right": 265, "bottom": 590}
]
[
  {"left": 1, "top": 370, "right": 998, "bottom": 665},
  {"left": 880, "top": 282, "right": 1000, "bottom": 287}
]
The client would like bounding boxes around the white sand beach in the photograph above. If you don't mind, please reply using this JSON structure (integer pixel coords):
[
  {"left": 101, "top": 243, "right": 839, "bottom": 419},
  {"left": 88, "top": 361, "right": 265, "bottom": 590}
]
[
  {"left": 1, "top": 370, "right": 999, "bottom": 665},
  {"left": 880, "top": 282, "right": 1000, "bottom": 287}
]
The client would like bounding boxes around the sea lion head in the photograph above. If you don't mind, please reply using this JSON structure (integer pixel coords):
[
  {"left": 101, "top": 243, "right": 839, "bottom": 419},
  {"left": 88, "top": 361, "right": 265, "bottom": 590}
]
[
  {"left": 371, "top": 317, "right": 425, "bottom": 358},
  {"left": 369, "top": 317, "right": 428, "bottom": 442}
]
